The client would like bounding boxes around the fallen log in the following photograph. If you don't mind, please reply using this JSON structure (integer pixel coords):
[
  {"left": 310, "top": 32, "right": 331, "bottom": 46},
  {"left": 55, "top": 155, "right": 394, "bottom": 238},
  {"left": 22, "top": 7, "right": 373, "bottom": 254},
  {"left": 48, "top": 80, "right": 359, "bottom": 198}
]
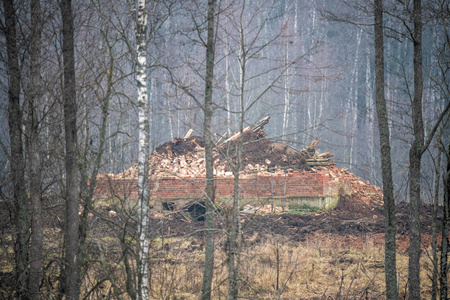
[{"left": 306, "top": 158, "right": 335, "bottom": 166}]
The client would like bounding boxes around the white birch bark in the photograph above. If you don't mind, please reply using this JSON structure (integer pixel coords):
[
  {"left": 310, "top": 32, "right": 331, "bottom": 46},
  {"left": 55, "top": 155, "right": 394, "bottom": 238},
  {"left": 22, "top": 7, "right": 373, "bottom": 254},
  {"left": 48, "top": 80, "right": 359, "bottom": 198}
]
[
  {"left": 292, "top": 1, "right": 299, "bottom": 142},
  {"left": 319, "top": 67, "right": 326, "bottom": 126},
  {"left": 349, "top": 51, "right": 361, "bottom": 167},
  {"left": 225, "top": 37, "right": 231, "bottom": 134},
  {"left": 135, "top": 0, "right": 150, "bottom": 299},
  {"left": 282, "top": 1, "right": 292, "bottom": 141},
  {"left": 306, "top": 2, "right": 317, "bottom": 136},
  {"left": 346, "top": 28, "right": 362, "bottom": 166},
  {"left": 282, "top": 38, "right": 290, "bottom": 140},
  {"left": 149, "top": 78, "right": 155, "bottom": 151},
  {"left": 365, "top": 46, "right": 376, "bottom": 180}
]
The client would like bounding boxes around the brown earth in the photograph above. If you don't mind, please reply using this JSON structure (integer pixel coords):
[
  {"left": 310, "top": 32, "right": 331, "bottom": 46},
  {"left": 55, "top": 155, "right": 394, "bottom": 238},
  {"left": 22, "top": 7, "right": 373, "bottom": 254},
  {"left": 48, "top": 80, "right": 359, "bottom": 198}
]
[
  {"left": 144, "top": 193, "right": 439, "bottom": 254},
  {"left": 0, "top": 192, "right": 438, "bottom": 297}
]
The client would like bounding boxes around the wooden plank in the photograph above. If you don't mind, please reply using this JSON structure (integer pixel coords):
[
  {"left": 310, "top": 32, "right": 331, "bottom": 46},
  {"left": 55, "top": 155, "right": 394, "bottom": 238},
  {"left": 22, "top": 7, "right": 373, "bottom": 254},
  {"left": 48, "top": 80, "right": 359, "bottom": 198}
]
[
  {"left": 184, "top": 129, "right": 194, "bottom": 139},
  {"left": 308, "top": 138, "right": 321, "bottom": 149},
  {"left": 216, "top": 130, "right": 230, "bottom": 144},
  {"left": 220, "top": 116, "right": 270, "bottom": 145}
]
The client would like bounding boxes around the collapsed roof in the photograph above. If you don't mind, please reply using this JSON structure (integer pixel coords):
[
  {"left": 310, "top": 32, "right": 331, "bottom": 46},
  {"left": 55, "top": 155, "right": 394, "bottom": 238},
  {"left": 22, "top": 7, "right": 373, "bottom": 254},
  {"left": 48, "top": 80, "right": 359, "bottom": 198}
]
[
  {"left": 116, "top": 117, "right": 336, "bottom": 178},
  {"left": 98, "top": 117, "right": 382, "bottom": 206}
]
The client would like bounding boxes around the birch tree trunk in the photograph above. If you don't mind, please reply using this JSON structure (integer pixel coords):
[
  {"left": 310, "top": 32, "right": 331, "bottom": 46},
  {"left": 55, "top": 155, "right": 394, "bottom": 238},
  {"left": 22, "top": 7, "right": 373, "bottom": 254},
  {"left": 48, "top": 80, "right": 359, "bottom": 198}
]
[
  {"left": 374, "top": 1, "right": 398, "bottom": 298},
  {"left": 282, "top": 46, "right": 290, "bottom": 140},
  {"left": 2, "top": 0, "right": 29, "bottom": 297},
  {"left": 201, "top": 1, "right": 217, "bottom": 299},
  {"left": 347, "top": 28, "right": 362, "bottom": 166},
  {"left": 61, "top": 0, "right": 81, "bottom": 298},
  {"left": 225, "top": 37, "right": 231, "bottom": 134},
  {"left": 28, "top": 0, "right": 44, "bottom": 297},
  {"left": 365, "top": 45, "right": 377, "bottom": 181},
  {"left": 135, "top": 0, "right": 150, "bottom": 299},
  {"left": 282, "top": 1, "right": 290, "bottom": 141}
]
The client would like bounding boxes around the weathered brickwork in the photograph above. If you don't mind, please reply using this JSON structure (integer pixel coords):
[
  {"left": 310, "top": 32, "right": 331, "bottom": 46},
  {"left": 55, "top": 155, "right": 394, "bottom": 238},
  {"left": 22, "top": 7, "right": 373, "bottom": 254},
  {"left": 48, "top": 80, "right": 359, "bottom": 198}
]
[{"left": 94, "top": 170, "right": 351, "bottom": 210}]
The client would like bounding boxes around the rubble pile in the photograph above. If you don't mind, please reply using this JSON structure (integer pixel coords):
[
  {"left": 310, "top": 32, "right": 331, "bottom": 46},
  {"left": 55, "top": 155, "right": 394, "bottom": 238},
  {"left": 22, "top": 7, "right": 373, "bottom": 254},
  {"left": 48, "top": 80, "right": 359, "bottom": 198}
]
[
  {"left": 218, "top": 130, "right": 310, "bottom": 172},
  {"left": 99, "top": 117, "right": 382, "bottom": 206},
  {"left": 238, "top": 167, "right": 383, "bottom": 215},
  {"left": 324, "top": 167, "right": 383, "bottom": 205},
  {"left": 155, "top": 136, "right": 204, "bottom": 157},
  {"left": 103, "top": 138, "right": 335, "bottom": 179},
  {"left": 102, "top": 117, "right": 336, "bottom": 180},
  {"left": 242, "top": 204, "right": 290, "bottom": 214}
]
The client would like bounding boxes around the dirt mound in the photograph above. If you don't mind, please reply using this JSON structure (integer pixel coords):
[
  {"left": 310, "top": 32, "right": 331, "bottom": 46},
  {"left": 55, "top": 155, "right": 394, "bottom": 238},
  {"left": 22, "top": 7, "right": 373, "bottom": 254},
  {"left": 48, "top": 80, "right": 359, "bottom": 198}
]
[
  {"left": 239, "top": 196, "right": 438, "bottom": 245},
  {"left": 141, "top": 193, "right": 386, "bottom": 242},
  {"left": 240, "top": 193, "right": 384, "bottom": 242},
  {"left": 333, "top": 194, "right": 383, "bottom": 219},
  {"left": 152, "top": 192, "right": 438, "bottom": 249}
]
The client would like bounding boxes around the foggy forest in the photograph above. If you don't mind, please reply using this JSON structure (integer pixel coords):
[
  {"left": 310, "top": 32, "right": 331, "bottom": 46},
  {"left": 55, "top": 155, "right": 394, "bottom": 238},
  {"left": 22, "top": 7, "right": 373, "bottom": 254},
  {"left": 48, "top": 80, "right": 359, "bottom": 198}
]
[{"left": 0, "top": 0, "right": 449, "bottom": 299}]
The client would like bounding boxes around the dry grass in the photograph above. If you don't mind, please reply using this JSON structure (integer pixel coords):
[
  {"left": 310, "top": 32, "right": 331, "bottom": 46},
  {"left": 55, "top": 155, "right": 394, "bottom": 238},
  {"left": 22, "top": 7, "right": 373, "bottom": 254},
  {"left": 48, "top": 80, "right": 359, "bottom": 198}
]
[
  {"left": 112, "top": 233, "right": 434, "bottom": 299},
  {"left": 0, "top": 223, "right": 438, "bottom": 299}
]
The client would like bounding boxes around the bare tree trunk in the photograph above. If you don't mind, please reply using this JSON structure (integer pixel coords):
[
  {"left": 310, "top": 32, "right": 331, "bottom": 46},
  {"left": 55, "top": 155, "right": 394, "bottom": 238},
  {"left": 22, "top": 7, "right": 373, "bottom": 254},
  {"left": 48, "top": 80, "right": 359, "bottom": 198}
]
[
  {"left": 228, "top": 44, "right": 245, "bottom": 300},
  {"left": 441, "top": 210, "right": 448, "bottom": 300},
  {"left": 349, "top": 32, "right": 362, "bottom": 168},
  {"left": 441, "top": 144, "right": 450, "bottom": 300},
  {"left": 345, "top": 28, "right": 362, "bottom": 165},
  {"left": 201, "top": 0, "right": 217, "bottom": 299},
  {"left": 28, "top": 0, "right": 44, "bottom": 297},
  {"left": 2, "top": 0, "right": 29, "bottom": 298},
  {"left": 408, "top": 1, "right": 424, "bottom": 299},
  {"left": 78, "top": 36, "right": 113, "bottom": 297},
  {"left": 430, "top": 124, "right": 445, "bottom": 300},
  {"left": 135, "top": 0, "right": 150, "bottom": 299},
  {"left": 225, "top": 37, "right": 231, "bottom": 134},
  {"left": 228, "top": 166, "right": 241, "bottom": 300},
  {"left": 282, "top": 4, "right": 290, "bottom": 141},
  {"left": 374, "top": 1, "right": 398, "bottom": 299},
  {"left": 433, "top": 152, "right": 442, "bottom": 300},
  {"left": 61, "top": 0, "right": 80, "bottom": 298},
  {"left": 429, "top": 21, "right": 446, "bottom": 300},
  {"left": 365, "top": 44, "right": 376, "bottom": 182}
]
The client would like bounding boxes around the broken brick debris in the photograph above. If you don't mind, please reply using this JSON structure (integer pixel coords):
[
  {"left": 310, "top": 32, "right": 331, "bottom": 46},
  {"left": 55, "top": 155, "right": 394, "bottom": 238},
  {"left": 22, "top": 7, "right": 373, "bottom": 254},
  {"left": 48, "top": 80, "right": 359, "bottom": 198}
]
[{"left": 97, "top": 117, "right": 381, "bottom": 205}]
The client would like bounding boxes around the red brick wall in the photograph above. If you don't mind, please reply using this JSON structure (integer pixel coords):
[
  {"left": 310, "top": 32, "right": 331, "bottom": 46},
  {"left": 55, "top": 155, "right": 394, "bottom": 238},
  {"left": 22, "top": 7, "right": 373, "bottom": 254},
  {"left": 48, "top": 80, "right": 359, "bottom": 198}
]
[{"left": 94, "top": 171, "right": 338, "bottom": 200}]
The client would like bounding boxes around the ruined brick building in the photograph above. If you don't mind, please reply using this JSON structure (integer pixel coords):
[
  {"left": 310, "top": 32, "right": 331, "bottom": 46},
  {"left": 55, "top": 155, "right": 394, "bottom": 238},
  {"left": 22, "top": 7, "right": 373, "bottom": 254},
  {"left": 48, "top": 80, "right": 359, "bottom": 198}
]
[{"left": 94, "top": 118, "right": 382, "bottom": 211}]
